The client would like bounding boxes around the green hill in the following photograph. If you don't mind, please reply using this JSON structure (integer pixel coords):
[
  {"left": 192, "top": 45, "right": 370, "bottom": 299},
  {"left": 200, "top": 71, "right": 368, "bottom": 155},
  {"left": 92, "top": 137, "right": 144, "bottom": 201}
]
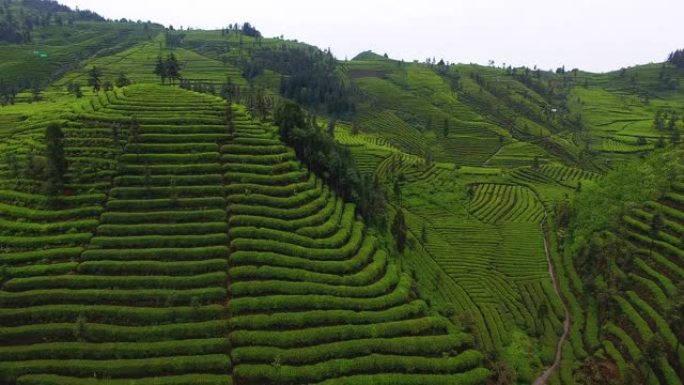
[{"left": 1, "top": 1, "right": 683, "bottom": 384}]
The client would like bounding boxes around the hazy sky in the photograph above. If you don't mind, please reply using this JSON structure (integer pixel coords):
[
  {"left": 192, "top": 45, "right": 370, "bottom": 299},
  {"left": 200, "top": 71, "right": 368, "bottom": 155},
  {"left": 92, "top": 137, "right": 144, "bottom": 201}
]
[{"left": 59, "top": 0, "right": 683, "bottom": 73}]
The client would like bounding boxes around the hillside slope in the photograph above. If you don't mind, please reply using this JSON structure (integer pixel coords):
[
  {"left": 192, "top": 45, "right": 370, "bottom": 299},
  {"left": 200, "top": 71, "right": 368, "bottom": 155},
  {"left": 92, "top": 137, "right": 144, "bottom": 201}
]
[{"left": 0, "top": 84, "right": 490, "bottom": 385}]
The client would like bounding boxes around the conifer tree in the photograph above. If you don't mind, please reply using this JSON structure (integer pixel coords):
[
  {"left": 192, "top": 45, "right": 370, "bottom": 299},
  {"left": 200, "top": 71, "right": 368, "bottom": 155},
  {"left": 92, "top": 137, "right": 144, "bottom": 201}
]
[
  {"left": 392, "top": 209, "right": 408, "bottom": 253},
  {"left": 88, "top": 66, "right": 103, "bottom": 93},
  {"left": 45, "top": 123, "right": 67, "bottom": 197}
]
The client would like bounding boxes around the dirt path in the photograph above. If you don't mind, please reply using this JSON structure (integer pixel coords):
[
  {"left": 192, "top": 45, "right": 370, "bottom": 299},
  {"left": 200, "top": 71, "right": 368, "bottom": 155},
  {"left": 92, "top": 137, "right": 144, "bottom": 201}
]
[
  {"left": 532, "top": 198, "right": 571, "bottom": 385},
  {"left": 481, "top": 143, "right": 506, "bottom": 167}
]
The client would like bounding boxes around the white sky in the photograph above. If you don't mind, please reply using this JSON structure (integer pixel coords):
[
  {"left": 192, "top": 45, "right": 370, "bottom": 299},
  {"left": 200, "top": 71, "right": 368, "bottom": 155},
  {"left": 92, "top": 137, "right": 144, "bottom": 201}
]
[{"left": 59, "top": 0, "right": 683, "bottom": 73}]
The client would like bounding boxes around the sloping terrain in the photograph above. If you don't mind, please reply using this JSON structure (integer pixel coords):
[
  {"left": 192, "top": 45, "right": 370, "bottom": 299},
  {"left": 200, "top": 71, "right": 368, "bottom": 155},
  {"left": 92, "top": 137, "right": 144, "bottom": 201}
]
[
  {"left": 0, "top": 5, "right": 683, "bottom": 384},
  {"left": 0, "top": 84, "right": 490, "bottom": 385}
]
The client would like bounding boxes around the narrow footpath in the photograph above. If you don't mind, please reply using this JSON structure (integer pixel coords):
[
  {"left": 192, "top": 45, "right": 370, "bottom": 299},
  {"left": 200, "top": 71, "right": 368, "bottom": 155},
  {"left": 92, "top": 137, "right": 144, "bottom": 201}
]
[{"left": 532, "top": 198, "right": 571, "bottom": 385}]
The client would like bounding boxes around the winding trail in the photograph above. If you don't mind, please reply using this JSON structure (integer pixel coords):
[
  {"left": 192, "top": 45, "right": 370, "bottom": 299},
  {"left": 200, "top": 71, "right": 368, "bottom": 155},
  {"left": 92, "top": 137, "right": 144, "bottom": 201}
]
[{"left": 532, "top": 196, "right": 571, "bottom": 385}]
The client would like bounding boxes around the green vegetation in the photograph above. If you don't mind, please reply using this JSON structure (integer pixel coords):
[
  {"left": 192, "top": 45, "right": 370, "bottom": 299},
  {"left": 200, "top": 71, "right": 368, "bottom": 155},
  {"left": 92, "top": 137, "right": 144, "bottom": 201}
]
[
  {"left": 1, "top": 4, "right": 684, "bottom": 384},
  {"left": 559, "top": 150, "right": 684, "bottom": 385}
]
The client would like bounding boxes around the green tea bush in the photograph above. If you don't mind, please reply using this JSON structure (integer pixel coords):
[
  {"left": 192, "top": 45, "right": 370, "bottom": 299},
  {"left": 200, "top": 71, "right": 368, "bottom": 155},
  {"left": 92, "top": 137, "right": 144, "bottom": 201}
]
[
  {"left": 228, "top": 275, "right": 410, "bottom": 314},
  {"left": 107, "top": 197, "right": 225, "bottom": 211},
  {"left": 90, "top": 233, "right": 228, "bottom": 249},
  {"left": 230, "top": 316, "right": 447, "bottom": 348},
  {"left": 97, "top": 222, "right": 228, "bottom": 236},
  {"left": 101, "top": 209, "right": 226, "bottom": 224},
  {"left": 230, "top": 266, "right": 398, "bottom": 298},
  {"left": 0, "top": 304, "right": 225, "bottom": 326},
  {"left": 3, "top": 272, "right": 227, "bottom": 291},
  {"left": 82, "top": 246, "right": 229, "bottom": 261}
]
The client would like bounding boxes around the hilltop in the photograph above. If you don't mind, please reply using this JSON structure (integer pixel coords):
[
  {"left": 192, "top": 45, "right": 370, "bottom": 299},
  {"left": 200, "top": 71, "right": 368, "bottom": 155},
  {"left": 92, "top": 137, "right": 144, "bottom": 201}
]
[{"left": 0, "top": 1, "right": 683, "bottom": 385}]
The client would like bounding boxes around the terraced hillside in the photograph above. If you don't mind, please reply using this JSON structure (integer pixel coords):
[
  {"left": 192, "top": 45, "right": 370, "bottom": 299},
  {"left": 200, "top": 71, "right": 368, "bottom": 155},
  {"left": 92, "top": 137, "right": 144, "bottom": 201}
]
[
  {"left": 0, "top": 84, "right": 490, "bottom": 385},
  {"left": 573, "top": 183, "right": 684, "bottom": 385},
  {"left": 224, "top": 106, "right": 489, "bottom": 385},
  {"left": 468, "top": 184, "right": 544, "bottom": 223},
  {"left": 332, "top": 122, "right": 597, "bottom": 382},
  {"left": 0, "top": 85, "right": 233, "bottom": 385}
]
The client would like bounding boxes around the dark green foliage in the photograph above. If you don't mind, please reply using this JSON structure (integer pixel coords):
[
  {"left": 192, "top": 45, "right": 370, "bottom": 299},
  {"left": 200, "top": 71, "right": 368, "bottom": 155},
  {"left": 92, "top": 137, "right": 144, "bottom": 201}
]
[
  {"left": 87, "top": 66, "right": 102, "bottom": 93},
  {"left": 667, "top": 49, "right": 684, "bottom": 69},
  {"left": 241, "top": 22, "right": 261, "bottom": 38},
  {"left": 392, "top": 209, "right": 408, "bottom": 253},
  {"left": 45, "top": 122, "right": 67, "bottom": 196},
  {"left": 0, "top": 78, "right": 19, "bottom": 105},
  {"left": 252, "top": 47, "right": 353, "bottom": 115},
  {"left": 164, "top": 30, "right": 186, "bottom": 49},
  {"left": 115, "top": 72, "right": 131, "bottom": 88},
  {"left": 274, "top": 100, "right": 385, "bottom": 224},
  {"left": 154, "top": 54, "right": 182, "bottom": 84},
  {"left": 67, "top": 83, "right": 83, "bottom": 98}
]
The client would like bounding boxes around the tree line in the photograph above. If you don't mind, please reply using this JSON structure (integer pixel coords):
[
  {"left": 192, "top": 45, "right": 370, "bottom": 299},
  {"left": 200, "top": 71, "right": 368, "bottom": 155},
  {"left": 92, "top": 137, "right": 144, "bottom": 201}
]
[
  {"left": 0, "top": 0, "right": 104, "bottom": 43},
  {"left": 153, "top": 54, "right": 182, "bottom": 84},
  {"left": 274, "top": 100, "right": 386, "bottom": 228},
  {"left": 224, "top": 41, "right": 353, "bottom": 117},
  {"left": 668, "top": 49, "right": 684, "bottom": 69}
]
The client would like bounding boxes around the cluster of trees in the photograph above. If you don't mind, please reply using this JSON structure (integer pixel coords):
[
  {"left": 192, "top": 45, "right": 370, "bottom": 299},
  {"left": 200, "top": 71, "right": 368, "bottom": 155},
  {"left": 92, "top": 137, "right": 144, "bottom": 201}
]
[
  {"left": 274, "top": 100, "right": 386, "bottom": 226},
  {"left": 0, "top": 0, "right": 104, "bottom": 43},
  {"left": 164, "top": 30, "right": 185, "bottom": 49},
  {"left": 66, "top": 82, "right": 83, "bottom": 98},
  {"left": 667, "top": 49, "right": 684, "bottom": 69},
  {"left": 0, "top": 7, "right": 31, "bottom": 43},
  {"left": 233, "top": 44, "right": 353, "bottom": 116},
  {"left": 240, "top": 22, "right": 261, "bottom": 38},
  {"left": 0, "top": 79, "right": 20, "bottom": 105},
  {"left": 653, "top": 109, "right": 682, "bottom": 143},
  {"left": 568, "top": 150, "right": 684, "bottom": 384},
  {"left": 220, "top": 22, "right": 261, "bottom": 38},
  {"left": 21, "top": 0, "right": 103, "bottom": 20},
  {"left": 44, "top": 122, "right": 67, "bottom": 197},
  {"left": 276, "top": 47, "right": 353, "bottom": 116},
  {"left": 569, "top": 150, "right": 684, "bottom": 251},
  {"left": 5, "top": 122, "right": 69, "bottom": 200},
  {"left": 154, "top": 54, "right": 182, "bottom": 84},
  {"left": 653, "top": 110, "right": 684, "bottom": 131}
]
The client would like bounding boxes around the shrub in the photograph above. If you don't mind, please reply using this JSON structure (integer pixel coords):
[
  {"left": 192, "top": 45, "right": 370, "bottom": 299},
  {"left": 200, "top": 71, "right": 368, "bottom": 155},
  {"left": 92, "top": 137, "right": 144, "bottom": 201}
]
[
  {"left": 0, "top": 247, "right": 82, "bottom": 266},
  {"left": 82, "top": 246, "right": 228, "bottom": 261},
  {"left": 224, "top": 170, "right": 307, "bottom": 186},
  {"left": 3, "top": 272, "right": 227, "bottom": 291},
  {"left": 229, "top": 300, "right": 428, "bottom": 331},
  {"left": 232, "top": 334, "right": 472, "bottom": 365},
  {"left": 233, "top": 352, "right": 482, "bottom": 384},
  {"left": 0, "top": 338, "right": 229, "bottom": 361},
  {"left": 78, "top": 259, "right": 228, "bottom": 276},
  {"left": 230, "top": 316, "right": 447, "bottom": 348},
  {"left": 228, "top": 275, "right": 410, "bottom": 314},
  {"left": 229, "top": 238, "right": 376, "bottom": 274},
  {"left": 0, "top": 287, "right": 226, "bottom": 307},
  {"left": 89, "top": 233, "right": 228, "bottom": 249},
  {"left": 225, "top": 175, "right": 316, "bottom": 197},
  {"left": 229, "top": 198, "right": 338, "bottom": 232},
  {"left": 0, "top": 354, "right": 231, "bottom": 380},
  {"left": 0, "top": 304, "right": 225, "bottom": 327},
  {"left": 17, "top": 374, "right": 232, "bottom": 385},
  {"left": 101, "top": 209, "right": 226, "bottom": 224},
  {"left": 231, "top": 224, "right": 364, "bottom": 261},
  {"left": 97, "top": 222, "right": 228, "bottom": 236},
  {"left": 107, "top": 197, "right": 225, "bottom": 211},
  {"left": 230, "top": 265, "right": 398, "bottom": 299},
  {"left": 227, "top": 192, "right": 329, "bottom": 221},
  {"left": 229, "top": 251, "right": 385, "bottom": 286}
]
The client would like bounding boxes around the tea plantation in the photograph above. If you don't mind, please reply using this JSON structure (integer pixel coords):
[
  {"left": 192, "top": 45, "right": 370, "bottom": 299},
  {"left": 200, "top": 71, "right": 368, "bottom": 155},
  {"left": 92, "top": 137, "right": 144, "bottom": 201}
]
[
  {"left": 1, "top": 1, "right": 684, "bottom": 384},
  {"left": 0, "top": 84, "right": 490, "bottom": 385}
]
